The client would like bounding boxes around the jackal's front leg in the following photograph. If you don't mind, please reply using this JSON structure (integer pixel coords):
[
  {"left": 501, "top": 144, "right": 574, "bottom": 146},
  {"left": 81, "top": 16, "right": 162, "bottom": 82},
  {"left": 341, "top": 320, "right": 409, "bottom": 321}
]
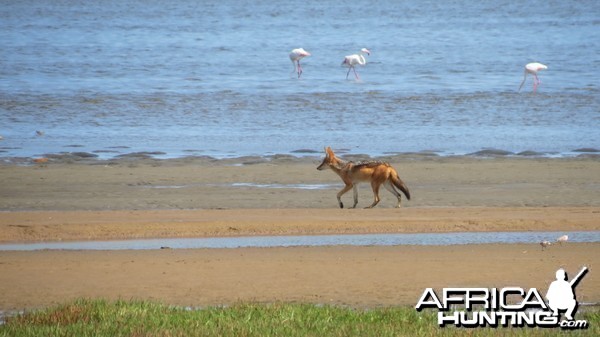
[
  {"left": 336, "top": 184, "right": 354, "bottom": 209},
  {"left": 351, "top": 185, "right": 358, "bottom": 208},
  {"left": 366, "top": 182, "right": 381, "bottom": 209}
]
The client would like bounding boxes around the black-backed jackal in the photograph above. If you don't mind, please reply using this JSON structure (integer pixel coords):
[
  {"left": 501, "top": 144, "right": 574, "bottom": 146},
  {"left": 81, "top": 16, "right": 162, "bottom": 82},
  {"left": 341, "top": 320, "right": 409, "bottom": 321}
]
[{"left": 317, "top": 147, "right": 410, "bottom": 208}]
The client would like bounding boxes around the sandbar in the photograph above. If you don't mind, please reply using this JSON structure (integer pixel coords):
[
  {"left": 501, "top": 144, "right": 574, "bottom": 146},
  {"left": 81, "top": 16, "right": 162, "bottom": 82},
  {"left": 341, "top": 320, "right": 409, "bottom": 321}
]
[{"left": 0, "top": 156, "right": 598, "bottom": 311}]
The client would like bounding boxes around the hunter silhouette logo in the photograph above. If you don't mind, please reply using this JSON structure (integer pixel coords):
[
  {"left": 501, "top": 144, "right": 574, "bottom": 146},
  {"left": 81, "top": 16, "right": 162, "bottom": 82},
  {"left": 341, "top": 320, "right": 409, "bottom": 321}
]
[
  {"left": 415, "top": 266, "right": 589, "bottom": 329},
  {"left": 546, "top": 267, "right": 588, "bottom": 321}
]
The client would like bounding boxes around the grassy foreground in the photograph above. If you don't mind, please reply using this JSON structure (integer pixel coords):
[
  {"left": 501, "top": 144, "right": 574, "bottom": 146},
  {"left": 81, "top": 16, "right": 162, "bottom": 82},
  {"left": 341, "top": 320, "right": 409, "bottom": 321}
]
[{"left": 1, "top": 299, "right": 598, "bottom": 337}]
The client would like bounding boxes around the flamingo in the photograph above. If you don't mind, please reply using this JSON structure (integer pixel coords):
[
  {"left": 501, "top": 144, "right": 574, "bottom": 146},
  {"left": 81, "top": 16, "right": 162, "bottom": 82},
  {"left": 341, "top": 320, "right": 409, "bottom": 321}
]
[
  {"left": 518, "top": 62, "right": 547, "bottom": 92},
  {"left": 342, "top": 48, "right": 370, "bottom": 80},
  {"left": 289, "top": 48, "right": 311, "bottom": 78},
  {"left": 556, "top": 234, "right": 568, "bottom": 245}
]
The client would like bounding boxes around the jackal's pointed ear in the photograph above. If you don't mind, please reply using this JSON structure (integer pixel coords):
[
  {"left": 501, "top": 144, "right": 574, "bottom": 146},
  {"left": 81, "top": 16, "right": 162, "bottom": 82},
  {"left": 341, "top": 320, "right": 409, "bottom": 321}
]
[{"left": 325, "top": 146, "right": 333, "bottom": 158}]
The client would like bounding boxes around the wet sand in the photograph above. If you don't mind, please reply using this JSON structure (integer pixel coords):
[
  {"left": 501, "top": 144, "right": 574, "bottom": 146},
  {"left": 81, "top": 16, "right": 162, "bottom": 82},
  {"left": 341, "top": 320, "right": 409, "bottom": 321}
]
[
  {"left": 0, "top": 207, "right": 599, "bottom": 243},
  {"left": 1, "top": 156, "right": 599, "bottom": 211},
  {"left": 1, "top": 244, "right": 598, "bottom": 311},
  {"left": 0, "top": 156, "right": 599, "bottom": 310}
]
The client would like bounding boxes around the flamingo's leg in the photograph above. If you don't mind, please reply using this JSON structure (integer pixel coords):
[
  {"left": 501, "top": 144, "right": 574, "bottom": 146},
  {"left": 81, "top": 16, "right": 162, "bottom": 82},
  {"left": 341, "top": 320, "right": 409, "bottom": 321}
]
[
  {"left": 346, "top": 67, "right": 352, "bottom": 79},
  {"left": 518, "top": 72, "right": 528, "bottom": 91},
  {"left": 291, "top": 60, "right": 297, "bottom": 77},
  {"left": 353, "top": 67, "right": 360, "bottom": 80},
  {"left": 297, "top": 61, "right": 302, "bottom": 78}
]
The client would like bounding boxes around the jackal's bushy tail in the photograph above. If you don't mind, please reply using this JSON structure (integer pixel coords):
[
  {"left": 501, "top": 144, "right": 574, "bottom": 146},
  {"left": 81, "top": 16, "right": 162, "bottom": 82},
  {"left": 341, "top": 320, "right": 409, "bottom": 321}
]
[{"left": 391, "top": 171, "right": 411, "bottom": 200}]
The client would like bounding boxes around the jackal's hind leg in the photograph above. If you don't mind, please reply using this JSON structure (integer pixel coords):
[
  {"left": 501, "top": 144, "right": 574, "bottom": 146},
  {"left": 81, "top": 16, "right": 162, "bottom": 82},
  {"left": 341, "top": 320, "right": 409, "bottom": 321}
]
[
  {"left": 337, "top": 184, "right": 354, "bottom": 209},
  {"left": 384, "top": 181, "right": 402, "bottom": 208}
]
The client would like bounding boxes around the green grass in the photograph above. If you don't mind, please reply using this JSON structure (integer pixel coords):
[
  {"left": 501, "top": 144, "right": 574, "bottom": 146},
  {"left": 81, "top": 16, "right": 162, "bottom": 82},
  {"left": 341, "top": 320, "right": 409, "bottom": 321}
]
[{"left": 1, "top": 299, "right": 598, "bottom": 337}]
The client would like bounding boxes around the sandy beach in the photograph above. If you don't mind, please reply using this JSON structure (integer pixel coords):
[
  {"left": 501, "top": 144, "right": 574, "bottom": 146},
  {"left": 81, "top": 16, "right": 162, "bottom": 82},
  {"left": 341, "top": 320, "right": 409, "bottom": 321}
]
[
  {"left": 0, "top": 156, "right": 599, "bottom": 311},
  {"left": 1, "top": 244, "right": 598, "bottom": 311}
]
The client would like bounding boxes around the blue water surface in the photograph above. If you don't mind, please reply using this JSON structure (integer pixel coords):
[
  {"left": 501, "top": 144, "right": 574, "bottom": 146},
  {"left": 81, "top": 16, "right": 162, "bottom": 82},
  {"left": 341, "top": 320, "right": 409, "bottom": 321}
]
[
  {"left": 0, "top": 231, "right": 597, "bottom": 251},
  {"left": 1, "top": 0, "right": 598, "bottom": 159}
]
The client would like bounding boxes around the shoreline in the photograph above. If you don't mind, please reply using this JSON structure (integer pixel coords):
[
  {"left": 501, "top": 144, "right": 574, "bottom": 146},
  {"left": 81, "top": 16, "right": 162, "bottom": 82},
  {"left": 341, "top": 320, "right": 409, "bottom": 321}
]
[{"left": 1, "top": 148, "right": 600, "bottom": 166}]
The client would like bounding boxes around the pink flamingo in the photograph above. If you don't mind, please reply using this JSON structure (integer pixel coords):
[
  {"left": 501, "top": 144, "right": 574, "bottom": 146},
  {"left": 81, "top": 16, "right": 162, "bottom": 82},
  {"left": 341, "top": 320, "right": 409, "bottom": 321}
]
[
  {"left": 518, "top": 62, "right": 548, "bottom": 92},
  {"left": 289, "top": 48, "right": 311, "bottom": 78},
  {"left": 342, "top": 48, "right": 370, "bottom": 80}
]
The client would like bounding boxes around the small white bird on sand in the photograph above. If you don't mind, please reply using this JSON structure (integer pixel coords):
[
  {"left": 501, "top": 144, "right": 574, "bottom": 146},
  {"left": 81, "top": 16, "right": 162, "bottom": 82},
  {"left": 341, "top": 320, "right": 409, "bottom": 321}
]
[
  {"left": 518, "top": 62, "right": 547, "bottom": 92},
  {"left": 342, "top": 48, "right": 370, "bottom": 80},
  {"left": 540, "top": 240, "right": 551, "bottom": 250},
  {"left": 556, "top": 234, "right": 569, "bottom": 245},
  {"left": 289, "top": 48, "right": 311, "bottom": 78}
]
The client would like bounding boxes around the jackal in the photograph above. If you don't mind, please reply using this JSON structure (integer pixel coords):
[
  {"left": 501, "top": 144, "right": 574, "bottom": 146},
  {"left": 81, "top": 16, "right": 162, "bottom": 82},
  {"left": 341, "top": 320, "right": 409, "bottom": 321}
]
[{"left": 317, "top": 147, "right": 410, "bottom": 208}]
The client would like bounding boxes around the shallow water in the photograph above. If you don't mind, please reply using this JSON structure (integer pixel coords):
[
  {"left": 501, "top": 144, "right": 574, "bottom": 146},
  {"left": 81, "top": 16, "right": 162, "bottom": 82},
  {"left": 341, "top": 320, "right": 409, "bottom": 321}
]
[
  {"left": 0, "top": 231, "right": 597, "bottom": 251},
  {"left": 1, "top": 0, "right": 599, "bottom": 159}
]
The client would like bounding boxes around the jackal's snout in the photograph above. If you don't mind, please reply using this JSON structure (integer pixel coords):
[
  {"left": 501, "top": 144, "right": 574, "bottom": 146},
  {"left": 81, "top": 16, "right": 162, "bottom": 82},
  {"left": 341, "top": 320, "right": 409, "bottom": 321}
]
[
  {"left": 317, "top": 146, "right": 334, "bottom": 170},
  {"left": 316, "top": 159, "right": 327, "bottom": 170}
]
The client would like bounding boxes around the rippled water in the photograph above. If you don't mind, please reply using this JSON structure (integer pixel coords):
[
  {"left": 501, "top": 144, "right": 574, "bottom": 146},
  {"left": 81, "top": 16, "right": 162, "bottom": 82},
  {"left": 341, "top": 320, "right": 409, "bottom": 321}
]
[{"left": 1, "top": 0, "right": 598, "bottom": 159}]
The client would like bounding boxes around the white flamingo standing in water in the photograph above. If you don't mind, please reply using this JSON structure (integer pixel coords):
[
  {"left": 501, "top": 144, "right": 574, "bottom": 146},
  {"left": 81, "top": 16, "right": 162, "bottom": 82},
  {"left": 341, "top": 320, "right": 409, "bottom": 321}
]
[
  {"left": 342, "top": 48, "right": 370, "bottom": 80},
  {"left": 518, "top": 62, "right": 547, "bottom": 92},
  {"left": 289, "top": 48, "right": 311, "bottom": 78}
]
